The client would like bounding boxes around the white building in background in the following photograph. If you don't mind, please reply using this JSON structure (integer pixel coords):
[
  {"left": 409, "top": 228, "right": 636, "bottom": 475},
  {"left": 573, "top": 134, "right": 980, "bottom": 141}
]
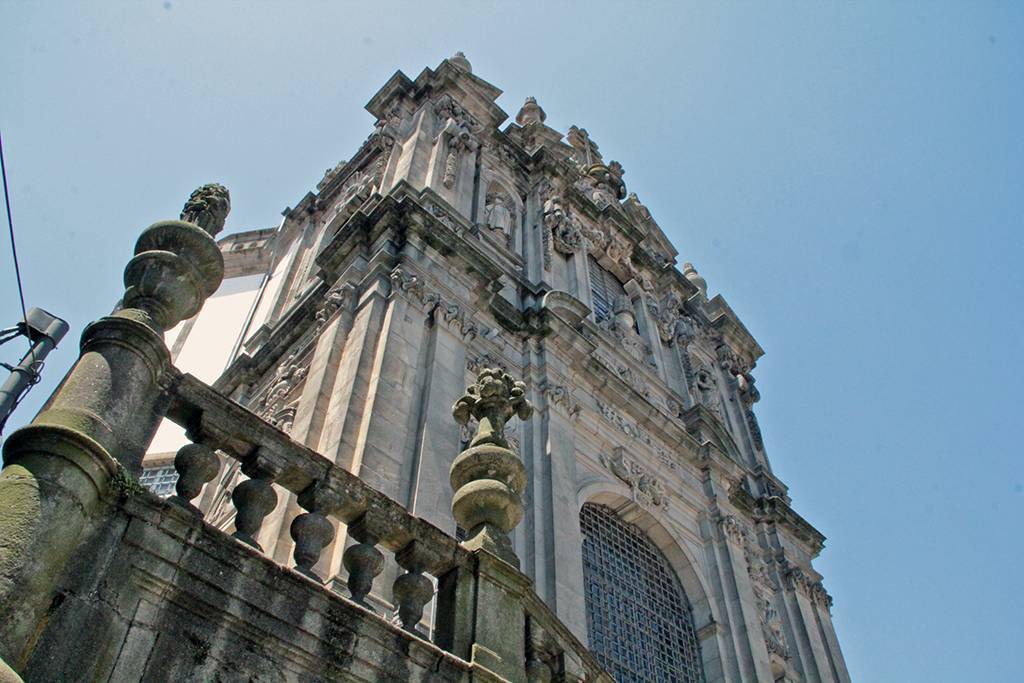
[{"left": 145, "top": 53, "right": 850, "bottom": 683}]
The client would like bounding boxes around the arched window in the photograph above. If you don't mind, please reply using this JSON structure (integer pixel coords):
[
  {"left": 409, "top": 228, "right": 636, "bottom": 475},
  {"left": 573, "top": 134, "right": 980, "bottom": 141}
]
[{"left": 581, "top": 502, "right": 705, "bottom": 683}]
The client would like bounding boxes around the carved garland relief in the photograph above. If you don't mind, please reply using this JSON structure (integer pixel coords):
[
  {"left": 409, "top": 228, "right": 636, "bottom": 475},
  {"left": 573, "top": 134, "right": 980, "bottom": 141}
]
[{"left": 389, "top": 266, "right": 491, "bottom": 341}]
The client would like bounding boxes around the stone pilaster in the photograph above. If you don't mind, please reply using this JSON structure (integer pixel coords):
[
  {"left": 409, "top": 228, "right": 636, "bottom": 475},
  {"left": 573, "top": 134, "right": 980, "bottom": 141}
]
[{"left": 709, "top": 515, "right": 775, "bottom": 682}]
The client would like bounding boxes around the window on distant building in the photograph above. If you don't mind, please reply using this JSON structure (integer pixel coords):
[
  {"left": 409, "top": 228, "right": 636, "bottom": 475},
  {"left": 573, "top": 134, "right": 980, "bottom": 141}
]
[
  {"left": 587, "top": 255, "right": 628, "bottom": 323},
  {"left": 140, "top": 464, "right": 178, "bottom": 498},
  {"left": 581, "top": 502, "right": 705, "bottom": 683}
]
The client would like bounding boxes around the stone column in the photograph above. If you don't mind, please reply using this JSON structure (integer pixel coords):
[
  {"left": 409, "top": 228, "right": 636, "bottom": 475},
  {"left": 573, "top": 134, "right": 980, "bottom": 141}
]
[{"left": 0, "top": 185, "right": 228, "bottom": 674}]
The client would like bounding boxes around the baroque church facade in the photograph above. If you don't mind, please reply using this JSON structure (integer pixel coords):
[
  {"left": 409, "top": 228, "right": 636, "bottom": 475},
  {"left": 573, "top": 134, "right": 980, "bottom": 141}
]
[
  {"left": 0, "top": 53, "right": 847, "bottom": 683},
  {"left": 139, "top": 54, "right": 850, "bottom": 682}
]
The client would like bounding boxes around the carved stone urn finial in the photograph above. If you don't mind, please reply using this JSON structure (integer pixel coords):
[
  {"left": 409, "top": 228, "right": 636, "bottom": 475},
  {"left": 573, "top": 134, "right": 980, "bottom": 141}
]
[
  {"left": 450, "top": 368, "right": 533, "bottom": 566},
  {"left": 180, "top": 182, "right": 231, "bottom": 237},
  {"left": 516, "top": 96, "right": 547, "bottom": 126},
  {"left": 449, "top": 51, "right": 472, "bottom": 73},
  {"left": 121, "top": 185, "right": 228, "bottom": 331},
  {"left": 683, "top": 262, "right": 708, "bottom": 298},
  {"left": 453, "top": 367, "right": 532, "bottom": 449}
]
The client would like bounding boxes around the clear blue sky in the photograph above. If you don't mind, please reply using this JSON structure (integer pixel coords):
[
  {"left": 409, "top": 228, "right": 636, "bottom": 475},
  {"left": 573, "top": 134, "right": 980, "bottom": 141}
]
[{"left": 1, "top": 3, "right": 1021, "bottom": 681}]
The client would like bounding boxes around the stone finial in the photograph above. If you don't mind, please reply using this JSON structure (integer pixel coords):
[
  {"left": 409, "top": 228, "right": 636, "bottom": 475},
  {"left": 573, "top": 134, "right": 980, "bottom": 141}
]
[
  {"left": 450, "top": 368, "right": 533, "bottom": 566},
  {"left": 180, "top": 183, "right": 231, "bottom": 237},
  {"left": 449, "top": 51, "right": 472, "bottom": 73},
  {"left": 516, "top": 96, "right": 547, "bottom": 126},
  {"left": 683, "top": 262, "right": 707, "bottom": 298},
  {"left": 452, "top": 368, "right": 533, "bottom": 448},
  {"left": 122, "top": 187, "right": 229, "bottom": 331}
]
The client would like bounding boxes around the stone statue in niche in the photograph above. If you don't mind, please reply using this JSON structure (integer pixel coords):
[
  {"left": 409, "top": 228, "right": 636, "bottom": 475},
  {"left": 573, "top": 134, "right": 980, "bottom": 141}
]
[
  {"left": 484, "top": 192, "right": 514, "bottom": 248},
  {"left": 693, "top": 361, "right": 723, "bottom": 417}
]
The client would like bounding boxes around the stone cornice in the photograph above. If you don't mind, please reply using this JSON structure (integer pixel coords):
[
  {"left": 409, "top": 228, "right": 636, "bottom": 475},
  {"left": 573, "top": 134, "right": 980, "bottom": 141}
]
[{"left": 730, "top": 485, "right": 826, "bottom": 558}]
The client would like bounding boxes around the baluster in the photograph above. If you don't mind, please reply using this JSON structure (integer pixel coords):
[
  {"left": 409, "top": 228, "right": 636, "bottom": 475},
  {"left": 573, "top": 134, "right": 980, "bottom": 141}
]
[
  {"left": 231, "top": 473, "right": 277, "bottom": 550},
  {"left": 342, "top": 515, "right": 385, "bottom": 609},
  {"left": 393, "top": 542, "right": 435, "bottom": 635},
  {"left": 168, "top": 442, "right": 220, "bottom": 515},
  {"left": 290, "top": 483, "right": 341, "bottom": 582},
  {"left": 526, "top": 618, "right": 555, "bottom": 683}
]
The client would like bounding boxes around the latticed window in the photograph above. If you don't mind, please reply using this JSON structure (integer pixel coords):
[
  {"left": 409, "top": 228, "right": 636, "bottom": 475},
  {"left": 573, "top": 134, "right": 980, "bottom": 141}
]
[
  {"left": 581, "top": 503, "right": 705, "bottom": 683},
  {"left": 140, "top": 464, "right": 178, "bottom": 498},
  {"left": 588, "top": 255, "right": 628, "bottom": 323}
]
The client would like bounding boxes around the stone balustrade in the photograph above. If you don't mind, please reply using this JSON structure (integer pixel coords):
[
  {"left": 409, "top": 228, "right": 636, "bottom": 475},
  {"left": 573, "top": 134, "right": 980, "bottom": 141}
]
[
  {"left": 163, "top": 370, "right": 471, "bottom": 635},
  {"left": 161, "top": 369, "right": 612, "bottom": 681}
]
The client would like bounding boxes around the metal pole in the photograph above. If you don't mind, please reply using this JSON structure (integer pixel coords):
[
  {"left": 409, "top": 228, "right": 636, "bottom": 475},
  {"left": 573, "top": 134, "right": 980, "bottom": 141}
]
[{"left": 0, "top": 307, "right": 68, "bottom": 430}]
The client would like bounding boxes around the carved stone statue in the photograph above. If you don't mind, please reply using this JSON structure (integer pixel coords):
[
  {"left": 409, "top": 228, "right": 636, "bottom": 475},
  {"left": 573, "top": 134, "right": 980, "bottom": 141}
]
[
  {"left": 484, "top": 192, "right": 513, "bottom": 234},
  {"left": 693, "top": 362, "right": 722, "bottom": 417},
  {"left": 180, "top": 183, "right": 231, "bottom": 237}
]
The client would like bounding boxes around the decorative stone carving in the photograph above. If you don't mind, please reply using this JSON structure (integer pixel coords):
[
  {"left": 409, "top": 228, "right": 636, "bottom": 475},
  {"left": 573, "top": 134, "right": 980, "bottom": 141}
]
[
  {"left": 317, "top": 161, "right": 347, "bottom": 192},
  {"left": 258, "top": 353, "right": 308, "bottom": 421},
  {"left": 537, "top": 378, "right": 581, "bottom": 419},
  {"left": 425, "top": 200, "right": 462, "bottom": 233},
  {"left": 543, "top": 196, "right": 584, "bottom": 255},
  {"left": 330, "top": 170, "right": 374, "bottom": 216},
  {"left": 594, "top": 353, "right": 657, "bottom": 402},
  {"left": 759, "top": 594, "right": 790, "bottom": 659},
  {"left": 719, "top": 514, "right": 747, "bottom": 545},
  {"left": 467, "top": 352, "right": 506, "bottom": 373},
  {"left": 515, "top": 96, "right": 547, "bottom": 126},
  {"left": 600, "top": 446, "right": 668, "bottom": 509},
  {"left": 314, "top": 282, "right": 355, "bottom": 332},
  {"left": 443, "top": 142, "right": 460, "bottom": 188},
  {"left": 784, "top": 565, "right": 813, "bottom": 595},
  {"left": 595, "top": 400, "right": 677, "bottom": 471},
  {"left": 434, "top": 93, "right": 480, "bottom": 133},
  {"left": 812, "top": 582, "right": 834, "bottom": 612},
  {"left": 122, "top": 188, "right": 228, "bottom": 330},
  {"left": 389, "top": 266, "right": 486, "bottom": 340},
  {"left": 450, "top": 368, "right": 534, "bottom": 565},
  {"left": 180, "top": 182, "right": 231, "bottom": 237},
  {"left": 370, "top": 128, "right": 396, "bottom": 183}
]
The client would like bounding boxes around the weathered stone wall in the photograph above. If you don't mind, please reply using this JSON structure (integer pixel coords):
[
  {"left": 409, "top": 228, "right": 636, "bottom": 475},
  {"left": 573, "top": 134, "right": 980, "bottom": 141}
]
[{"left": 23, "top": 490, "right": 472, "bottom": 683}]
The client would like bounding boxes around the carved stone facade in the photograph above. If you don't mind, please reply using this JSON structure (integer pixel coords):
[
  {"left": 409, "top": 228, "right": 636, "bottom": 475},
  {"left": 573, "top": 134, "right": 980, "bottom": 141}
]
[{"left": 139, "top": 54, "right": 849, "bottom": 682}]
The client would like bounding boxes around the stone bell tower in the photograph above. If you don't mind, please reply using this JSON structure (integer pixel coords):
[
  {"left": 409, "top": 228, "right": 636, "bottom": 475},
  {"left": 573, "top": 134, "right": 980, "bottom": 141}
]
[{"left": 133, "top": 53, "right": 851, "bottom": 682}]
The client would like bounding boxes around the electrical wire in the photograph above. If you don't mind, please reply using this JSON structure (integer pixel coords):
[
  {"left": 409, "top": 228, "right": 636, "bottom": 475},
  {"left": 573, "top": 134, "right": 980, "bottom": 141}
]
[{"left": 0, "top": 128, "right": 30, "bottom": 350}]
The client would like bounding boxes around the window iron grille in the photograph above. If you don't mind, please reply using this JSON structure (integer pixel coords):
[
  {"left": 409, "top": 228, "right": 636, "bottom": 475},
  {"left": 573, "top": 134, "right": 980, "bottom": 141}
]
[
  {"left": 140, "top": 464, "right": 178, "bottom": 498},
  {"left": 581, "top": 502, "right": 705, "bottom": 683}
]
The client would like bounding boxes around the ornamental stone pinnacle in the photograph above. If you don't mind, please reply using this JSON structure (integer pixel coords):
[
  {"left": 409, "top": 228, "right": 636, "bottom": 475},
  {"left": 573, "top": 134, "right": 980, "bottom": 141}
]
[
  {"left": 450, "top": 368, "right": 533, "bottom": 566},
  {"left": 122, "top": 184, "right": 228, "bottom": 331},
  {"left": 180, "top": 182, "right": 231, "bottom": 237}
]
